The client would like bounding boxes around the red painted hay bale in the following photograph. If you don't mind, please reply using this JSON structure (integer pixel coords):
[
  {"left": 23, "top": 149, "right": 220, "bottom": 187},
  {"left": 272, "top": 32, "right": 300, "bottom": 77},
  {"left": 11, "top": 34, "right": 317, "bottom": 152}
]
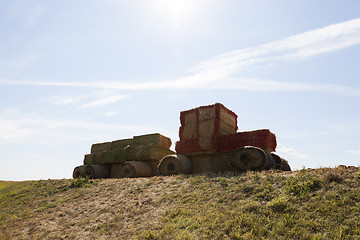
[
  {"left": 175, "top": 139, "right": 204, "bottom": 154},
  {"left": 217, "top": 129, "right": 277, "bottom": 153},
  {"left": 178, "top": 103, "right": 238, "bottom": 153},
  {"left": 158, "top": 154, "right": 193, "bottom": 175}
]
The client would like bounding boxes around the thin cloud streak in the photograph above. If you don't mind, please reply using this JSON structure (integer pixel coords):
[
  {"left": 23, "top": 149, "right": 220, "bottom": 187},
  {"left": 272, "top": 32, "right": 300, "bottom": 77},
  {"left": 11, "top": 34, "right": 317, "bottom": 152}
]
[
  {"left": 191, "top": 18, "right": 360, "bottom": 74},
  {"left": 0, "top": 113, "right": 154, "bottom": 144},
  {"left": 1, "top": 18, "right": 360, "bottom": 95},
  {"left": 82, "top": 95, "right": 128, "bottom": 108},
  {"left": 346, "top": 149, "right": 360, "bottom": 154},
  {"left": 1, "top": 76, "right": 360, "bottom": 96}
]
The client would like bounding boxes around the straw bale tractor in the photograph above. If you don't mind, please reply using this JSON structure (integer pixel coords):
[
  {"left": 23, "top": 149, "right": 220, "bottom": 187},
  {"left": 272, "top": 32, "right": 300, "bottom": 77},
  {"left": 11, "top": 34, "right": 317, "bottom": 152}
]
[{"left": 73, "top": 103, "right": 291, "bottom": 179}]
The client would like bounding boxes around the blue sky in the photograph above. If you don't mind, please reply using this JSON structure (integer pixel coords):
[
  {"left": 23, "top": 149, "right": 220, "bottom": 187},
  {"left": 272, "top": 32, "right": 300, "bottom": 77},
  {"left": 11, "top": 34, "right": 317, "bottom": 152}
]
[{"left": 1, "top": 0, "right": 360, "bottom": 180}]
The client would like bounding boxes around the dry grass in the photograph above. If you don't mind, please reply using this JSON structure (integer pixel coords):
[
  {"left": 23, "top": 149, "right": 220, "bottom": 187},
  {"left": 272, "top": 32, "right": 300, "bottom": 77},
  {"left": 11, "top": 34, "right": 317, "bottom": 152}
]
[{"left": 1, "top": 166, "right": 359, "bottom": 239}]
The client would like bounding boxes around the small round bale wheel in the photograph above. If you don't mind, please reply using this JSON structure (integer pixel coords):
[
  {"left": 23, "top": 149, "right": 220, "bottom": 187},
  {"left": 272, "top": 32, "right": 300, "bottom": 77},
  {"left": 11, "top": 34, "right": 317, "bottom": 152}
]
[
  {"left": 232, "top": 146, "right": 267, "bottom": 171},
  {"left": 271, "top": 153, "right": 282, "bottom": 170},
  {"left": 158, "top": 154, "right": 193, "bottom": 176},
  {"left": 263, "top": 152, "right": 276, "bottom": 170},
  {"left": 73, "top": 165, "right": 86, "bottom": 179},
  {"left": 120, "top": 161, "right": 152, "bottom": 178},
  {"left": 279, "top": 158, "right": 291, "bottom": 171},
  {"left": 271, "top": 153, "right": 291, "bottom": 171}
]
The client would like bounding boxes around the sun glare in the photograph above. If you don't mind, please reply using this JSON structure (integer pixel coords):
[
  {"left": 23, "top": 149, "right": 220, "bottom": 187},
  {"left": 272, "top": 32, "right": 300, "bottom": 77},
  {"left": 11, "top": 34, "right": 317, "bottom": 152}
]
[{"left": 145, "top": 0, "right": 208, "bottom": 32}]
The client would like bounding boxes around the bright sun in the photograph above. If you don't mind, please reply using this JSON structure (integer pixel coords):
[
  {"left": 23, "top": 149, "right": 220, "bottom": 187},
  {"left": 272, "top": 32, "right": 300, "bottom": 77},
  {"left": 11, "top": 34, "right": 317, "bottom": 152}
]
[{"left": 144, "top": 0, "right": 208, "bottom": 32}]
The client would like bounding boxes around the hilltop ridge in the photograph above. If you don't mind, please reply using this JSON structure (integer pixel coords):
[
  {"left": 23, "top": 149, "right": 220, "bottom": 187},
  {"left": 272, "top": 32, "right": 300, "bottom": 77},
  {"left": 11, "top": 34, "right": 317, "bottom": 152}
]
[{"left": 1, "top": 166, "right": 359, "bottom": 239}]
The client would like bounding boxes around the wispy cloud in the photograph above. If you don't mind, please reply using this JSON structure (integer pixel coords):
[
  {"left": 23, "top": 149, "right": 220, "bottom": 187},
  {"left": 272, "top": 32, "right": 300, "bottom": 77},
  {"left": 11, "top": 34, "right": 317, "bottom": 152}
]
[
  {"left": 346, "top": 149, "right": 360, "bottom": 154},
  {"left": 0, "top": 108, "right": 153, "bottom": 144},
  {"left": 49, "top": 95, "right": 88, "bottom": 106},
  {"left": 276, "top": 143, "right": 308, "bottom": 159},
  {"left": 191, "top": 18, "right": 360, "bottom": 75},
  {"left": 1, "top": 18, "right": 360, "bottom": 94},
  {"left": 82, "top": 95, "right": 128, "bottom": 108}
]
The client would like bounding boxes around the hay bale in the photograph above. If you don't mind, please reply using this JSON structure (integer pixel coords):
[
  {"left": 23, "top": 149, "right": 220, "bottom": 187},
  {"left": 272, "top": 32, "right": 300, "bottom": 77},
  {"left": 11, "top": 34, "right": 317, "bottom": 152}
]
[
  {"left": 263, "top": 152, "right": 276, "bottom": 170},
  {"left": 85, "top": 144, "right": 174, "bottom": 165},
  {"left": 271, "top": 153, "right": 282, "bottom": 169},
  {"left": 111, "top": 138, "right": 133, "bottom": 150},
  {"left": 133, "top": 133, "right": 172, "bottom": 149},
  {"left": 232, "top": 146, "right": 267, "bottom": 171},
  {"left": 109, "top": 163, "right": 125, "bottom": 178},
  {"left": 212, "top": 152, "right": 233, "bottom": 172},
  {"left": 84, "top": 154, "right": 95, "bottom": 165},
  {"left": 175, "top": 139, "right": 204, "bottom": 154},
  {"left": 219, "top": 108, "right": 237, "bottom": 128},
  {"left": 219, "top": 120, "right": 237, "bottom": 136},
  {"left": 133, "top": 144, "right": 175, "bottom": 161},
  {"left": 190, "top": 154, "right": 214, "bottom": 173},
  {"left": 85, "top": 165, "right": 109, "bottom": 179},
  {"left": 73, "top": 165, "right": 86, "bottom": 179},
  {"left": 248, "top": 129, "right": 277, "bottom": 153},
  {"left": 91, "top": 141, "right": 112, "bottom": 153},
  {"left": 120, "top": 161, "right": 153, "bottom": 178},
  {"left": 158, "top": 154, "right": 193, "bottom": 175},
  {"left": 198, "top": 119, "right": 215, "bottom": 150},
  {"left": 271, "top": 153, "right": 291, "bottom": 171},
  {"left": 199, "top": 106, "right": 216, "bottom": 121},
  {"left": 177, "top": 104, "right": 238, "bottom": 154},
  {"left": 183, "top": 111, "right": 198, "bottom": 125},
  {"left": 217, "top": 129, "right": 277, "bottom": 153},
  {"left": 280, "top": 158, "right": 291, "bottom": 171},
  {"left": 91, "top": 139, "right": 133, "bottom": 154},
  {"left": 179, "top": 124, "right": 198, "bottom": 140}
]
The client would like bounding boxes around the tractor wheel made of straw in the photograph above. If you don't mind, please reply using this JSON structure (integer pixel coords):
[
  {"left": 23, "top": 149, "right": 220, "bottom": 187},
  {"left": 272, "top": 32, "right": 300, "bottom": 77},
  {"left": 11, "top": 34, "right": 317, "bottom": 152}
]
[
  {"left": 120, "top": 161, "right": 152, "bottom": 178},
  {"left": 73, "top": 165, "right": 86, "bottom": 179},
  {"left": 280, "top": 158, "right": 291, "bottom": 171},
  {"left": 85, "top": 165, "right": 109, "bottom": 179},
  {"left": 271, "top": 153, "right": 282, "bottom": 170},
  {"left": 263, "top": 152, "right": 276, "bottom": 170},
  {"left": 271, "top": 153, "right": 291, "bottom": 171},
  {"left": 158, "top": 154, "right": 193, "bottom": 176},
  {"left": 232, "top": 146, "right": 267, "bottom": 171}
]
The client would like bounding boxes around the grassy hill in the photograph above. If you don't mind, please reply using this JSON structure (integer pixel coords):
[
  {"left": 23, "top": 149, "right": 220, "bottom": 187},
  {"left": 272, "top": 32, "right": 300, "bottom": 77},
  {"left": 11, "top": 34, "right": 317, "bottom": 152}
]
[{"left": 1, "top": 166, "right": 359, "bottom": 239}]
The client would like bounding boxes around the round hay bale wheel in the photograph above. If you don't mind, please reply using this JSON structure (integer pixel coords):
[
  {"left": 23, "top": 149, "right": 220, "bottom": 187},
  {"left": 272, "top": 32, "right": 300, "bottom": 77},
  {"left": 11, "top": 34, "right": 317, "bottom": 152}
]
[
  {"left": 263, "top": 152, "right": 276, "bottom": 170},
  {"left": 271, "top": 153, "right": 282, "bottom": 170},
  {"left": 158, "top": 154, "right": 192, "bottom": 176},
  {"left": 279, "top": 158, "right": 291, "bottom": 171},
  {"left": 232, "top": 146, "right": 267, "bottom": 171},
  {"left": 85, "top": 165, "right": 109, "bottom": 179},
  {"left": 120, "top": 161, "right": 152, "bottom": 178},
  {"left": 73, "top": 165, "right": 86, "bottom": 179},
  {"left": 271, "top": 153, "right": 291, "bottom": 171}
]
